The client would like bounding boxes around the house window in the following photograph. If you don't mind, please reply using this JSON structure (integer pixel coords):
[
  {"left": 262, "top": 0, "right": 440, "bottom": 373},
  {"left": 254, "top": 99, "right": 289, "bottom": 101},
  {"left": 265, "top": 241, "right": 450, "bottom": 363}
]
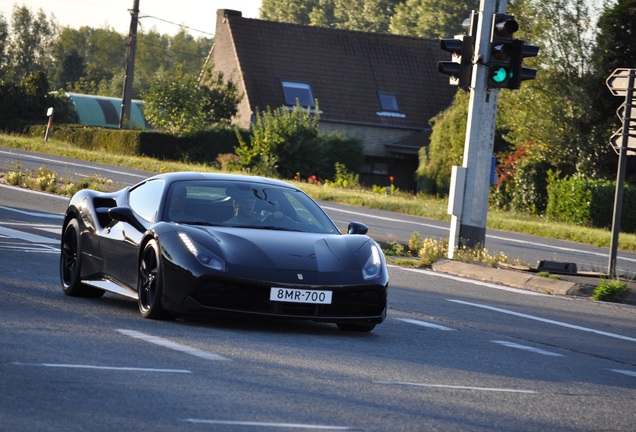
[
  {"left": 282, "top": 81, "right": 314, "bottom": 107},
  {"left": 378, "top": 93, "right": 399, "bottom": 112},
  {"left": 377, "top": 92, "right": 406, "bottom": 118}
]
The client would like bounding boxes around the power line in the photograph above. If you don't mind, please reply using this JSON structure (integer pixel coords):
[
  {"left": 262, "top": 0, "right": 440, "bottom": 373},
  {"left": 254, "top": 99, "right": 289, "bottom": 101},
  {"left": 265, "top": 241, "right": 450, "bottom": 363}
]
[{"left": 138, "top": 13, "right": 215, "bottom": 37}]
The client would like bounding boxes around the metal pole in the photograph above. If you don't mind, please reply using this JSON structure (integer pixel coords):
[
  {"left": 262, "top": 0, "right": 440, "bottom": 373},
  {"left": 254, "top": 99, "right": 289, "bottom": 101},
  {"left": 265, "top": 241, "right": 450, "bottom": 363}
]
[
  {"left": 119, "top": 0, "right": 140, "bottom": 129},
  {"left": 449, "top": 0, "right": 505, "bottom": 257},
  {"left": 608, "top": 69, "right": 635, "bottom": 277}
]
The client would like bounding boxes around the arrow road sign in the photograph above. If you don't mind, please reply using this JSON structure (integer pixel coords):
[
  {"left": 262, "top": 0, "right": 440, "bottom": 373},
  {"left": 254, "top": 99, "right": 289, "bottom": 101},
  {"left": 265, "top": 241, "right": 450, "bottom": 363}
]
[
  {"left": 606, "top": 68, "right": 636, "bottom": 96},
  {"left": 617, "top": 102, "right": 636, "bottom": 126},
  {"left": 610, "top": 127, "right": 636, "bottom": 156}
]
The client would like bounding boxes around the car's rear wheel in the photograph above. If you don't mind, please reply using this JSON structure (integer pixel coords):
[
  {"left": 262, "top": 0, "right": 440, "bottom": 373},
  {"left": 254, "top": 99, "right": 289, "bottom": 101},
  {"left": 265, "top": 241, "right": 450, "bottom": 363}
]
[
  {"left": 138, "top": 239, "right": 171, "bottom": 319},
  {"left": 336, "top": 322, "right": 376, "bottom": 332},
  {"left": 60, "top": 218, "right": 104, "bottom": 298}
]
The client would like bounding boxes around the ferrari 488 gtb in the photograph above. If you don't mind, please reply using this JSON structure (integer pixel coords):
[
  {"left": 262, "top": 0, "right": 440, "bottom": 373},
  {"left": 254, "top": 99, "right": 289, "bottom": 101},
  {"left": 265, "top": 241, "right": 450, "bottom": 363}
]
[{"left": 60, "top": 172, "right": 388, "bottom": 331}]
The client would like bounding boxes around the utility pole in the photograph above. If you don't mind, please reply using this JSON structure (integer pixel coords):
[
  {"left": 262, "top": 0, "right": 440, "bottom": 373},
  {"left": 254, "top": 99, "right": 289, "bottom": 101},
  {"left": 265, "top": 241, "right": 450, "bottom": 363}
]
[{"left": 119, "top": 0, "right": 140, "bottom": 129}]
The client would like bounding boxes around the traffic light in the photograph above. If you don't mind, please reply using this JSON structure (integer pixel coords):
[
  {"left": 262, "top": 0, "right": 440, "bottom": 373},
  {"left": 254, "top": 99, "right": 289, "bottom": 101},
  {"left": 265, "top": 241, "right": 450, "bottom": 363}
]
[
  {"left": 508, "top": 39, "right": 540, "bottom": 89},
  {"left": 438, "top": 35, "right": 474, "bottom": 89},
  {"left": 487, "top": 14, "right": 518, "bottom": 89}
]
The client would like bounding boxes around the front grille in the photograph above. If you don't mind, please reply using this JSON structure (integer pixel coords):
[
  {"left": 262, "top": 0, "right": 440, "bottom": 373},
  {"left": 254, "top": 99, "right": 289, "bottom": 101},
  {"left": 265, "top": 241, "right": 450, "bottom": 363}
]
[{"left": 189, "top": 280, "right": 386, "bottom": 318}]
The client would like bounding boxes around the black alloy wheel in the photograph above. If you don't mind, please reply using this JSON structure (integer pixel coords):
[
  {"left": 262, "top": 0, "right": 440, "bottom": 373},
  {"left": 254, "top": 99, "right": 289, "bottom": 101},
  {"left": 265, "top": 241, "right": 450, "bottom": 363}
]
[
  {"left": 137, "top": 239, "right": 170, "bottom": 319},
  {"left": 59, "top": 218, "right": 104, "bottom": 297}
]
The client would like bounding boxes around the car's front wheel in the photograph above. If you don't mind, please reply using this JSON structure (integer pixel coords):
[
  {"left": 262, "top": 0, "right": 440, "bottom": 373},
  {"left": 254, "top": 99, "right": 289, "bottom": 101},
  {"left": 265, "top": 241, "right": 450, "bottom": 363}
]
[
  {"left": 137, "top": 239, "right": 171, "bottom": 319},
  {"left": 59, "top": 218, "right": 104, "bottom": 298}
]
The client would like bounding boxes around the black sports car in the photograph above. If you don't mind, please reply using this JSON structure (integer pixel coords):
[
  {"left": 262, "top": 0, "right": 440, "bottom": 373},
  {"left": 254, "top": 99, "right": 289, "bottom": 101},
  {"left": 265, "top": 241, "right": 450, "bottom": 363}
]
[{"left": 60, "top": 172, "right": 388, "bottom": 331}]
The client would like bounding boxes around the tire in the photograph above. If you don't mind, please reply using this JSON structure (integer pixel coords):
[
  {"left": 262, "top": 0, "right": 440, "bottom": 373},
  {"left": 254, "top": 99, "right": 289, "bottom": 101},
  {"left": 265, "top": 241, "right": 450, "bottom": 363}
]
[
  {"left": 59, "top": 219, "right": 104, "bottom": 298},
  {"left": 336, "top": 322, "right": 376, "bottom": 332},
  {"left": 137, "top": 239, "right": 171, "bottom": 319}
]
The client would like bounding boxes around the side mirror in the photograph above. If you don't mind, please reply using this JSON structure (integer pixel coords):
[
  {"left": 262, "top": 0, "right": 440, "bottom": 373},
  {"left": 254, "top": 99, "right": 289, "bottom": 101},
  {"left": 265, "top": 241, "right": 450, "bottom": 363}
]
[
  {"left": 108, "top": 206, "right": 146, "bottom": 232},
  {"left": 347, "top": 221, "right": 368, "bottom": 235}
]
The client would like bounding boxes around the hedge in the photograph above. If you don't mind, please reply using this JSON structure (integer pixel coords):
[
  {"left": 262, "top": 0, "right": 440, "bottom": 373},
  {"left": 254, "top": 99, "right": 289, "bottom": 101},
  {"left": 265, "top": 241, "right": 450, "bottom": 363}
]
[
  {"left": 546, "top": 175, "right": 636, "bottom": 233},
  {"left": 23, "top": 124, "right": 245, "bottom": 163}
]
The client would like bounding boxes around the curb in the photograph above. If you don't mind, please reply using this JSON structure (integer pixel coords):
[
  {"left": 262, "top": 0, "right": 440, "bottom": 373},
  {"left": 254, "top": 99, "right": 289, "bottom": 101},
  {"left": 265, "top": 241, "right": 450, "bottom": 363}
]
[{"left": 432, "top": 259, "right": 579, "bottom": 296}]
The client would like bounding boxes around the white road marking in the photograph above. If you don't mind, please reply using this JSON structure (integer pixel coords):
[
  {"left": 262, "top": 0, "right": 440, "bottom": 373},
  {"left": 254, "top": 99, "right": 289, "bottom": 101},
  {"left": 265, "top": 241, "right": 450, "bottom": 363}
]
[
  {"left": 393, "top": 265, "right": 549, "bottom": 296},
  {"left": 185, "top": 419, "right": 357, "bottom": 430},
  {"left": 0, "top": 204, "right": 65, "bottom": 218},
  {"left": 449, "top": 299, "right": 636, "bottom": 343},
  {"left": 0, "top": 182, "right": 68, "bottom": 201},
  {"left": 609, "top": 369, "right": 636, "bottom": 378},
  {"left": 12, "top": 362, "right": 190, "bottom": 373},
  {"left": 117, "top": 329, "right": 230, "bottom": 361},
  {"left": 394, "top": 317, "right": 455, "bottom": 331},
  {"left": 0, "top": 226, "right": 59, "bottom": 244},
  {"left": 374, "top": 381, "right": 538, "bottom": 394},
  {"left": 323, "top": 206, "right": 636, "bottom": 264},
  {"left": 0, "top": 241, "right": 59, "bottom": 253},
  {"left": 492, "top": 340, "right": 564, "bottom": 357},
  {"left": 0, "top": 150, "right": 146, "bottom": 179}
]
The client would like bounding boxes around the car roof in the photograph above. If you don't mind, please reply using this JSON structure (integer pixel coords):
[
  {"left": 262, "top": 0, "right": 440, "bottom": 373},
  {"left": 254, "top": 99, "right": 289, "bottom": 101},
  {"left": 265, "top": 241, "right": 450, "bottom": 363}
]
[{"left": 149, "top": 172, "right": 297, "bottom": 190}]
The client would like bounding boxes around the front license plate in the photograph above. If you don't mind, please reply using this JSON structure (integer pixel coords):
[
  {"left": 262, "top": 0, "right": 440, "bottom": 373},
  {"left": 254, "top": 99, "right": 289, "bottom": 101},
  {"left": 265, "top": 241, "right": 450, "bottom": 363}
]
[{"left": 270, "top": 287, "right": 332, "bottom": 304}]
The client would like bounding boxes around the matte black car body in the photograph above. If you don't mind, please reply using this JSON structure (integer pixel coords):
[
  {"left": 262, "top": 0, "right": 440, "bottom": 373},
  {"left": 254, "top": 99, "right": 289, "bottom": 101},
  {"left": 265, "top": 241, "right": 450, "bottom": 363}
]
[{"left": 59, "top": 172, "right": 388, "bottom": 331}]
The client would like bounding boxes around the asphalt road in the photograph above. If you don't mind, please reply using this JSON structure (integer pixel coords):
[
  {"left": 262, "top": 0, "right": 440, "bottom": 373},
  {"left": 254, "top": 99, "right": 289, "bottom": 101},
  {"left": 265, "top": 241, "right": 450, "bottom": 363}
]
[
  {"left": 2, "top": 145, "right": 636, "bottom": 276},
  {"left": 1, "top": 183, "right": 635, "bottom": 431}
]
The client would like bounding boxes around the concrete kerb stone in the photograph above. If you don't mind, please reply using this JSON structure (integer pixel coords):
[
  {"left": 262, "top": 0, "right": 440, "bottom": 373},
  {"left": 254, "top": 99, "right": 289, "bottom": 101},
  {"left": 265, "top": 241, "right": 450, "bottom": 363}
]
[{"left": 431, "top": 259, "right": 577, "bottom": 296}]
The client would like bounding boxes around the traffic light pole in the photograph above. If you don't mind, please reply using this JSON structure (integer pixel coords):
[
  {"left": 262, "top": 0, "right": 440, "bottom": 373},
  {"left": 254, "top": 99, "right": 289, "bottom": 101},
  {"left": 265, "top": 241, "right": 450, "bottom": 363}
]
[{"left": 448, "top": 0, "right": 506, "bottom": 257}]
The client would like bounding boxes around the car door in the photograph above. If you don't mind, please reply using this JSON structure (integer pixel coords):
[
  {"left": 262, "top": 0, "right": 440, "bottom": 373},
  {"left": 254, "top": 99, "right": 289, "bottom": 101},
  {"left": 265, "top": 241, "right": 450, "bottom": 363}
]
[{"left": 101, "top": 179, "right": 165, "bottom": 290}]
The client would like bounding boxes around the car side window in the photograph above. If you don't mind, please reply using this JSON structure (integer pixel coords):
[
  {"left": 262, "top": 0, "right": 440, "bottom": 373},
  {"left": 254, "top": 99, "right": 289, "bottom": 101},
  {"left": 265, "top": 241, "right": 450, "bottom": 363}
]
[{"left": 128, "top": 179, "right": 165, "bottom": 222}]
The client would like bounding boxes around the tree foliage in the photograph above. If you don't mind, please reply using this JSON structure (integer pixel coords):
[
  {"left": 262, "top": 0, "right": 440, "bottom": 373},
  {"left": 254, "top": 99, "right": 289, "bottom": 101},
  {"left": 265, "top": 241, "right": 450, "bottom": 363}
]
[
  {"left": 142, "top": 67, "right": 241, "bottom": 135},
  {"left": 390, "top": 0, "right": 478, "bottom": 38},
  {"left": 261, "top": 0, "right": 402, "bottom": 33},
  {"left": 0, "top": 5, "right": 211, "bottom": 99},
  {"left": 417, "top": 91, "right": 468, "bottom": 195},
  {"left": 1, "top": 5, "right": 56, "bottom": 81}
]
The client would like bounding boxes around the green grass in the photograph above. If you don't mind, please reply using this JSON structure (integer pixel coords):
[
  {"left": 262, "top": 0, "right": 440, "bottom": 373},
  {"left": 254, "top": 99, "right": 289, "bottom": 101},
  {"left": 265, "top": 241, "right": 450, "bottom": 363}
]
[{"left": 2, "top": 132, "right": 636, "bottom": 252}]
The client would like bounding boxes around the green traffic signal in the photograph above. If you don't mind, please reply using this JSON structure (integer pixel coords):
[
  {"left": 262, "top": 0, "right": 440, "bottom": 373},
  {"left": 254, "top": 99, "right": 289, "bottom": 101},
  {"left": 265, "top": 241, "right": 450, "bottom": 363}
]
[{"left": 490, "top": 67, "right": 512, "bottom": 83}]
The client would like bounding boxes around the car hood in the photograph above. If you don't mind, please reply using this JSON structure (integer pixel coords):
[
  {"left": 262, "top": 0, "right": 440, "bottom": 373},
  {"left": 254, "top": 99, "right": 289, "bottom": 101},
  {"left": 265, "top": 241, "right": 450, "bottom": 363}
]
[{"left": 181, "top": 226, "right": 380, "bottom": 285}]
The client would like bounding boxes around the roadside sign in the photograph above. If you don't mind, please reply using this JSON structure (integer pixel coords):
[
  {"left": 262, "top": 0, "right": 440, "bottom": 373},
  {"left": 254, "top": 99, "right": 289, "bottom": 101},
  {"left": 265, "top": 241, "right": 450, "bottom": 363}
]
[
  {"left": 617, "top": 102, "right": 636, "bottom": 126},
  {"left": 610, "top": 127, "right": 636, "bottom": 156},
  {"left": 606, "top": 68, "right": 636, "bottom": 96}
]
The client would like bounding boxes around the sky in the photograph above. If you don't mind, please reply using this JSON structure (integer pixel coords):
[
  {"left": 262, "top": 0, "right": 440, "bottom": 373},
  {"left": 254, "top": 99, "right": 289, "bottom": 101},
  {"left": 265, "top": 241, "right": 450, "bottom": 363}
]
[{"left": 0, "top": 0, "right": 263, "bottom": 37}]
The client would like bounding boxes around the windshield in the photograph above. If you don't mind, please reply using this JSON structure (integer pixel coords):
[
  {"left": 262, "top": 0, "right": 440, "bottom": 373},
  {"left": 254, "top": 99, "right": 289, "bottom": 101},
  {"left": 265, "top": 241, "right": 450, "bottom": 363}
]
[{"left": 163, "top": 180, "right": 340, "bottom": 234}]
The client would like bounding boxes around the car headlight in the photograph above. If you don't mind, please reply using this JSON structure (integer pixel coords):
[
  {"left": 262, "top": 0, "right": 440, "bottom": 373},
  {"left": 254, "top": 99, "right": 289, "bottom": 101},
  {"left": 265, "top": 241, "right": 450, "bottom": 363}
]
[
  {"left": 362, "top": 244, "right": 382, "bottom": 280},
  {"left": 178, "top": 232, "right": 226, "bottom": 271}
]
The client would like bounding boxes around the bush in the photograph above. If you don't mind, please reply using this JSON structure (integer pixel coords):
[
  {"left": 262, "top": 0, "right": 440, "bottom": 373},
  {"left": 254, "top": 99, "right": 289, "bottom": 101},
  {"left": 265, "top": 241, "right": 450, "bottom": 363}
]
[
  {"left": 235, "top": 104, "right": 363, "bottom": 181},
  {"left": 546, "top": 174, "right": 636, "bottom": 232},
  {"left": 592, "top": 278, "right": 629, "bottom": 303}
]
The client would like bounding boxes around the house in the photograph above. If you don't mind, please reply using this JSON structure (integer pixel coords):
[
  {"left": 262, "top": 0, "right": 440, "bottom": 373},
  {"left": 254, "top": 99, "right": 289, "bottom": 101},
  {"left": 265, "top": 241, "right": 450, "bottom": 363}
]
[{"left": 201, "top": 9, "right": 456, "bottom": 191}]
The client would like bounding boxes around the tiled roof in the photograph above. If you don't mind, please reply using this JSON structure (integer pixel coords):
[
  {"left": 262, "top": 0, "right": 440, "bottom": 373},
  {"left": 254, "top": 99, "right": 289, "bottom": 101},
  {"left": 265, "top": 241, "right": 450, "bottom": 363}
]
[{"left": 213, "top": 9, "right": 456, "bottom": 130}]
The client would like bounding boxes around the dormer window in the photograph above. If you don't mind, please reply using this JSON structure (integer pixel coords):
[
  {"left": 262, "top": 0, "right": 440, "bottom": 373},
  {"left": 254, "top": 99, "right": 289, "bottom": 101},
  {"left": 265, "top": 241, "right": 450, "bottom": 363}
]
[{"left": 282, "top": 81, "right": 315, "bottom": 107}]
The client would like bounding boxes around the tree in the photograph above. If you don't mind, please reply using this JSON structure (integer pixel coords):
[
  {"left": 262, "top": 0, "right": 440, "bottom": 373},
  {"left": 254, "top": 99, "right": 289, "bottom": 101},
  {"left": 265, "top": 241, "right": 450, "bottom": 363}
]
[
  {"left": 586, "top": 0, "right": 636, "bottom": 181},
  {"left": 142, "top": 68, "right": 207, "bottom": 135},
  {"left": 416, "top": 90, "right": 467, "bottom": 195},
  {"left": 0, "top": 13, "right": 8, "bottom": 76},
  {"left": 143, "top": 67, "right": 241, "bottom": 135},
  {"left": 260, "top": 0, "right": 320, "bottom": 25},
  {"left": 390, "top": 0, "right": 479, "bottom": 39},
  {"left": 5, "top": 5, "right": 57, "bottom": 80},
  {"left": 261, "top": 0, "right": 402, "bottom": 33},
  {"left": 199, "top": 70, "right": 242, "bottom": 125},
  {"left": 488, "top": 0, "right": 611, "bottom": 212}
]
